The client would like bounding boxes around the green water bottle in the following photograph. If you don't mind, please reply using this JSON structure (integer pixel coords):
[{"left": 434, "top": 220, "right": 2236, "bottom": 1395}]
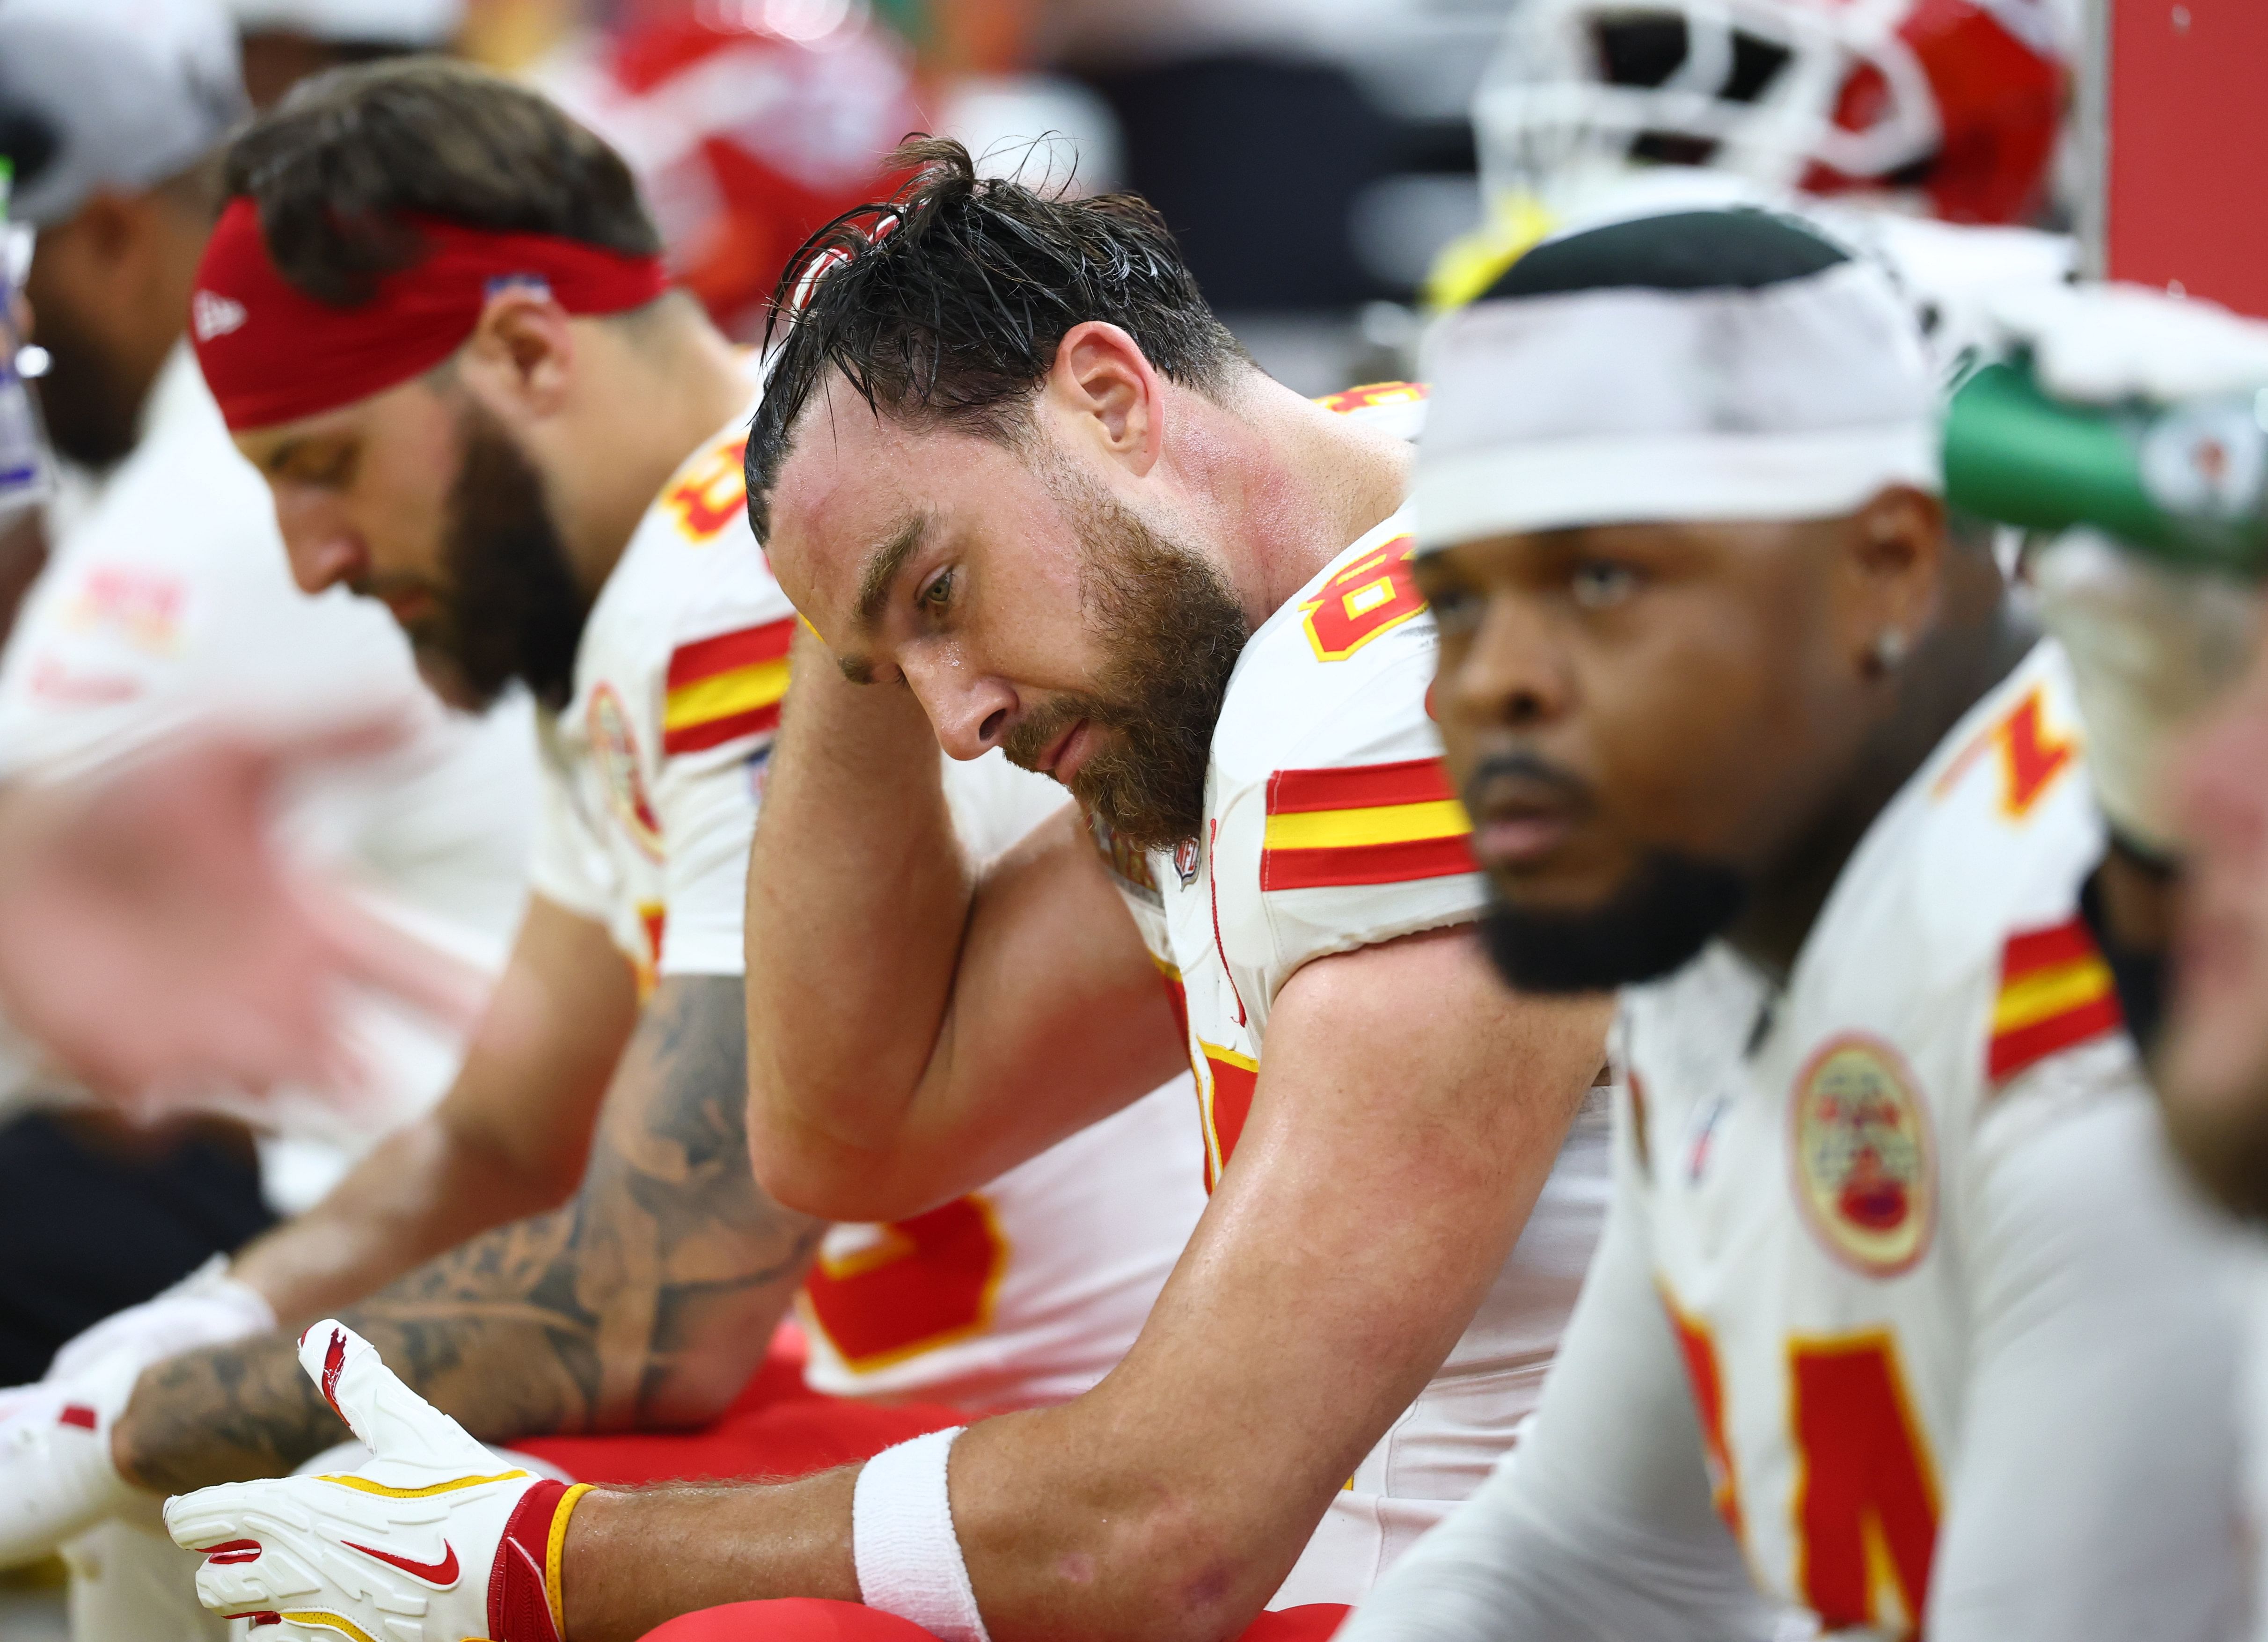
[{"left": 1942, "top": 358, "right": 2268, "bottom": 577}]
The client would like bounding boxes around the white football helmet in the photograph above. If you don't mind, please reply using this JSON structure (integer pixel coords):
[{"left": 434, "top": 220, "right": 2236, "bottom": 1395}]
[{"left": 1475, "top": 0, "right": 2066, "bottom": 228}]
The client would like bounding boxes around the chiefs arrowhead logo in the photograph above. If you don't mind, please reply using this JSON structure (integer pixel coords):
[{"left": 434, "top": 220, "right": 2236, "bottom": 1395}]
[
  {"left": 192, "top": 290, "right": 247, "bottom": 342},
  {"left": 343, "top": 1538, "right": 461, "bottom": 1589}
]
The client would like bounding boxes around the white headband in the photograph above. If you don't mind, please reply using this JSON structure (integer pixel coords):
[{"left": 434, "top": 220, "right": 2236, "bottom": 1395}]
[{"left": 1415, "top": 257, "right": 1939, "bottom": 552}]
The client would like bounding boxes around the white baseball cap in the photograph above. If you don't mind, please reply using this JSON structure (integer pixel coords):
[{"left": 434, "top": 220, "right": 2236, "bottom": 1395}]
[{"left": 0, "top": 0, "right": 248, "bottom": 227}]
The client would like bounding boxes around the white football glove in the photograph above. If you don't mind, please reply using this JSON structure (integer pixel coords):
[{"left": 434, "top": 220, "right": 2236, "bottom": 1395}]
[
  {"left": 2030, "top": 528, "right": 2262, "bottom": 856},
  {"left": 0, "top": 1350, "right": 153, "bottom": 1568},
  {"left": 1983, "top": 281, "right": 2268, "bottom": 404},
  {"left": 165, "top": 1321, "right": 588, "bottom": 1642}
]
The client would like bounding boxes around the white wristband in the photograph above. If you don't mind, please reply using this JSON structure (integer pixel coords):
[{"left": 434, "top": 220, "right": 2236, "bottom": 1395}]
[{"left": 851, "top": 1427, "right": 991, "bottom": 1642}]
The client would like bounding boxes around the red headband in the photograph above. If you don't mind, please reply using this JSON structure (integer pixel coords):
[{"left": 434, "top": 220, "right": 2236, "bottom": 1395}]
[{"left": 190, "top": 197, "right": 671, "bottom": 432}]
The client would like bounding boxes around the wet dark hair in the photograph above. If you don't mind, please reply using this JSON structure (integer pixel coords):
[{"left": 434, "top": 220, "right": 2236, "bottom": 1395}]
[
  {"left": 221, "top": 57, "right": 660, "bottom": 307},
  {"left": 744, "top": 137, "right": 1251, "bottom": 537}
]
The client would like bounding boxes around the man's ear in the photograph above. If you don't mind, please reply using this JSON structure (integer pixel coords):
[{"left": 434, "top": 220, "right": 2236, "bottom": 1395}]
[
  {"left": 1046, "top": 321, "right": 1163, "bottom": 478},
  {"left": 1846, "top": 485, "right": 1948, "bottom": 677},
  {"left": 456, "top": 289, "right": 575, "bottom": 424}
]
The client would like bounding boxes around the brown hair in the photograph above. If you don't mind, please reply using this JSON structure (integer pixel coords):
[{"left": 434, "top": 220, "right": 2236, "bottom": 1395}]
[
  {"left": 745, "top": 137, "right": 1251, "bottom": 537},
  {"left": 221, "top": 57, "right": 659, "bottom": 307}
]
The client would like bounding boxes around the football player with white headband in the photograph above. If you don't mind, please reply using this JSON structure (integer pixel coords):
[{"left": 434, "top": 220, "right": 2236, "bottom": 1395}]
[{"left": 1342, "top": 207, "right": 2244, "bottom": 1642}]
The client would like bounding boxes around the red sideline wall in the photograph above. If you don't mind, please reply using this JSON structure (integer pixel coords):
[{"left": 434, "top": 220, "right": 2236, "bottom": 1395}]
[{"left": 2105, "top": 0, "right": 2268, "bottom": 316}]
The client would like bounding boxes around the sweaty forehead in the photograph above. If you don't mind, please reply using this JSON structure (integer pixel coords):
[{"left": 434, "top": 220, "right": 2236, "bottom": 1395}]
[{"left": 764, "top": 379, "right": 1030, "bottom": 619}]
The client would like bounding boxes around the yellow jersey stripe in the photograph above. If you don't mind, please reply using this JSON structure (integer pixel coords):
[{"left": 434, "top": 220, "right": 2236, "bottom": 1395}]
[
  {"left": 1263, "top": 798, "right": 1470, "bottom": 852},
  {"left": 664, "top": 658, "right": 790, "bottom": 730},
  {"left": 1992, "top": 956, "right": 2115, "bottom": 1035}
]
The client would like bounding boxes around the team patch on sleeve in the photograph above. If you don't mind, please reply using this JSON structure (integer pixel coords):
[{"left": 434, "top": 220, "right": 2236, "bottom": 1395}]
[
  {"left": 1260, "top": 758, "right": 1474, "bottom": 890},
  {"left": 1987, "top": 916, "right": 2124, "bottom": 1082},
  {"left": 661, "top": 617, "right": 793, "bottom": 754}
]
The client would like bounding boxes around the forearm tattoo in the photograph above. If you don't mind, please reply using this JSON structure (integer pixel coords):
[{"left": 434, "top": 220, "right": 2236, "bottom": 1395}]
[{"left": 119, "top": 977, "right": 825, "bottom": 1494}]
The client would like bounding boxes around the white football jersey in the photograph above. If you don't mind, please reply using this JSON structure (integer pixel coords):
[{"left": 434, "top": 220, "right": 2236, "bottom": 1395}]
[
  {"left": 1095, "top": 383, "right": 1610, "bottom": 1607},
  {"left": 1621, "top": 642, "right": 2237, "bottom": 1634},
  {"left": 532, "top": 400, "right": 1205, "bottom": 1413},
  {"left": 1339, "top": 643, "right": 2244, "bottom": 1642}
]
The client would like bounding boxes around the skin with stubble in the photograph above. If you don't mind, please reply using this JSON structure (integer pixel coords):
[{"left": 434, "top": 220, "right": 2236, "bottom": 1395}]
[
  {"left": 2154, "top": 606, "right": 2268, "bottom": 1219},
  {"left": 1412, "top": 490, "right": 2034, "bottom": 988}
]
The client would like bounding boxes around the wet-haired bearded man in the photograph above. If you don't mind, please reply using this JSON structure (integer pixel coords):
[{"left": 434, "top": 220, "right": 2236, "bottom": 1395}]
[{"left": 162, "top": 139, "right": 1613, "bottom": 1642}]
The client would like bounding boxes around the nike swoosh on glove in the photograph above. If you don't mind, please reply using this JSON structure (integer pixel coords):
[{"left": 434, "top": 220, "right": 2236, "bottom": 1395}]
[
  {"left": 0, "top": 1350, "right": 153, "bottom": 1568},
  {"left": 164, "top": 1321, "right": 591, "bottom": 1642}
]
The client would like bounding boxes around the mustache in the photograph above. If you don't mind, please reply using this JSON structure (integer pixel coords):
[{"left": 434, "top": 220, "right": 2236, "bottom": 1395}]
[
  {"left": 1462, "top": 751, "right": 1594, "bottom": 814},
  {"left": 1001, "top": 694, "right": 1102, "bottom": 774}
]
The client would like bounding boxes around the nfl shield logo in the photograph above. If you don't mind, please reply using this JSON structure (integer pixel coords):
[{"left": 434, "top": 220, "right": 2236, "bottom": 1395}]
[{"left": 1173, "top": 836, "right": 1201, "bottom": 887}]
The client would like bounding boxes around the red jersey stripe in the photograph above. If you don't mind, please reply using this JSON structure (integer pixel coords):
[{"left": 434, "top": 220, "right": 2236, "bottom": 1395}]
[
  {"left": 1267, "top": 758, "right": 1456, "bottom": 816},
  {"left": 1262, "top": 832, "right": 1477, "bottom": 891},
  {"left": 666, "top": 618, "right": 795, "bottom": 689},
  {"left": 1987, "top": 995, "right": 2125, "bottom": 1082},
  {"left": 660, "top": 701, "right": 782, "bottom": 755},
  {"left": 1999, "top": 917, "right": 2098, "bottom": 982}
]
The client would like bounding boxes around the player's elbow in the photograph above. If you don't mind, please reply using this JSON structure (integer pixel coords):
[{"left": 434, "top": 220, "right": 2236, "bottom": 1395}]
[
  {"left": 984, "top": 1490, "right": 1292, "bottom": 1642},
  {"left": 629, "top": 1343, "right": 760, "bottom": 1430},
  {"left": 744, "top": 1102, "right": 921, "bottom": 1222}
]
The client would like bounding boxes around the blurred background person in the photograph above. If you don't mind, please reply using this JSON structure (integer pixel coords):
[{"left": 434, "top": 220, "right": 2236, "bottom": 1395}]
[
  {"left": 0, "top": 1, "right": 536, "bottom": 1635},
  {"left": 533, "top": 0, "right": 926, "bottom": 342},
  {"left": 230, "top": 0, "right": 468, "bottom": 109},
  {"left": 1927, "top": 282, "right": 2268, "bottom": 1632}
]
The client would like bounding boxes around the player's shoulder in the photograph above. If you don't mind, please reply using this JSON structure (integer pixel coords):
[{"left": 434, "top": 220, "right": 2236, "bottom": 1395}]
[
  {"left": 1207, "top": 507, "right": 1482, "bottom": 996},
  {"left": 1212, "top": 505, "right": 1441, "bottom": 801},
  {"left": 623, "top": 410, "right": 761, "bottom": 570},
  {"left": 1312, "top": 379, "right": 1429, "bottom": 444},
  {"left": 1904, "top": 639, "right": 2102, "bottom": 906},
  {"left": 1851, "top": 640, "right": 2119, "bottom": 1085},
  {"left": 596, "top": 402, "right": 798, "bottom": 757}
]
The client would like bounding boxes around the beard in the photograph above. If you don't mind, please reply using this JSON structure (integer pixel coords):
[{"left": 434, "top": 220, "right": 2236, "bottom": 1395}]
[
  {"left": 24, "top": 288, "right": 141, "bottom": 468},
  {"left": 388, "top": 403, "right": 589, "bottom": 713},
  {"left": 1480, "top": 851, "right": 1748, "bottom": 993},
  {"left": 2161, "top": 1091, "right": 2268, "bottom": 1225},
  {"left": 1001, "top": 465, "right": 1248, "bottom": 853}
]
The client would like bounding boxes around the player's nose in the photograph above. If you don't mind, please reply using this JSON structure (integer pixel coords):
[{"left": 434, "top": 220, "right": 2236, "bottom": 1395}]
[
  {"left": 270, "top": 486, "right": 367, "bottom": 596},
  {"left": 1441, "top": 594, "right": 1571, "bottom": 730},
  {"left": 900, "top": 651, "right": 1018, "bottom": 761}
]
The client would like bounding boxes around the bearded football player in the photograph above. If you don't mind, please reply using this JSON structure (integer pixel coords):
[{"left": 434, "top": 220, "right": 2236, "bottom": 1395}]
[
  {"left": 1341, "top": 209, "right": 2244, "bottom": 1642},
  {"left": 0, "top": 61, "right": 1211, "bottom": 1628},
  {"left": 160, "top": 139, "right": 1614, "bottom": 1642}
]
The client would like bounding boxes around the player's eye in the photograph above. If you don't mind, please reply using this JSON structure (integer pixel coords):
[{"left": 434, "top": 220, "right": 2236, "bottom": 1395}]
[
  {"left": 281, "top": 445, "right": 357, "bottom": 488},
  {"left": 917, "top": 568, "right": 954, "bottom": 614},
  {"left": 1425, "top": 579, "right": 1482, "bottom": 637},
  {"left": 1570, "top": 558, "right": 1640, "bottom": 611}
]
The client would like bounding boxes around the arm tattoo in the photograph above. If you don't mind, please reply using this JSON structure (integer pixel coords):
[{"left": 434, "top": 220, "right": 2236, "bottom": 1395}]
[{"left": 120, "top": 977, "right": 826, "bottom": 1494}]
